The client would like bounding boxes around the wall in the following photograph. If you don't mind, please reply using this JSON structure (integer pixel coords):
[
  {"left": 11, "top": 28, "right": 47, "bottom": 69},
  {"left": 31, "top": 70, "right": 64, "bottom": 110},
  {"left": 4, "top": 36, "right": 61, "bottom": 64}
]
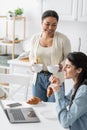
[{"left": 58, "top": 21, "right": 87, "bottom": 53}]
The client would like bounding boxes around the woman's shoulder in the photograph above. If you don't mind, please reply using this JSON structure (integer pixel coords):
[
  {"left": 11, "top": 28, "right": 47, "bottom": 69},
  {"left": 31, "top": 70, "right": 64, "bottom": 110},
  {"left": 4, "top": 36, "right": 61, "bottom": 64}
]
[
  {"left": 76, "top": 84, "right": 87, "bottom": 97},
  {"left": 31, "top": 32, "right": 41, "bottom": 39},
  {"left": 54, "top": 32, "right": 71, "bottom": 47},
  {"left": 30, "top": 33, "right": 41, "bottom": 46},
  {"left": 55, "top": 31, "right": 69, "bottom": 39},
  {"left": 79, "top": 84, "right": 87, "bottom": 91}
]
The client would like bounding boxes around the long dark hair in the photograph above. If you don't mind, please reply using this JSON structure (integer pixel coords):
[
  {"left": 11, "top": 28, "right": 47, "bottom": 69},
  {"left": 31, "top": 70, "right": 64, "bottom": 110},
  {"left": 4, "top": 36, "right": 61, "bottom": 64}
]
[
  {"left": 42, "top": 10, "right": 59, "bottom": 22},
  {"left": 67, "top": 52, "right": 87, "bottom": 108}
]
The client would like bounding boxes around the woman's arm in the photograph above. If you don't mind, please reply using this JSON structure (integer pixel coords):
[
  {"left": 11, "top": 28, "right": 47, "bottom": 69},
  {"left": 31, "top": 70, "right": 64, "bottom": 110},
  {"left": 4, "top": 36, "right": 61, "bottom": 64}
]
[
  {"left": 55, "top": 85, "right": 87, "bottom": 128},
  {"left": 48, "top": 75, "right": 72, "bottom": 106},
  {"left": 49, "top": 76, "right": 87, "bottom": 128}
]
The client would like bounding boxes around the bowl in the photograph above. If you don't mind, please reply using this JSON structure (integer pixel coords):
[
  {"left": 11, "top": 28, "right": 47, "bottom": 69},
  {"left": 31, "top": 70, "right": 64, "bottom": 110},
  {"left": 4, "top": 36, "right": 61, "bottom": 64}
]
[
  {"left": 32, "top": 64, "right": 43, "bottom": 73},
  {"left": 47, "top": 65, "right": 59, "bottom": 74}
]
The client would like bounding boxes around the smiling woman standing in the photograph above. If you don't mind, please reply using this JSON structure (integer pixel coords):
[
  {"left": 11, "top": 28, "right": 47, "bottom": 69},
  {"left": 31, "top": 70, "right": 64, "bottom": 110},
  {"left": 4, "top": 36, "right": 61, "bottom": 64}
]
[{"left": 29, "top": 10, "right": 71, "bottom": 102}]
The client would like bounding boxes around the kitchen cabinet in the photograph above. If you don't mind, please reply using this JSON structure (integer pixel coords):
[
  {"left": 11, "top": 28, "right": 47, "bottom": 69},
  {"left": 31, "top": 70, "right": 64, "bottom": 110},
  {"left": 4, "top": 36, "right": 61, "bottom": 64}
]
[
  {"left": 42, "top": 0, "right": 87, "bottom": 22},
  {"left": 42, "top": 0, "right": 78, "bottom": 21},
  {"left": 78, "top": 0, "right": 87, "bottom": 21}
]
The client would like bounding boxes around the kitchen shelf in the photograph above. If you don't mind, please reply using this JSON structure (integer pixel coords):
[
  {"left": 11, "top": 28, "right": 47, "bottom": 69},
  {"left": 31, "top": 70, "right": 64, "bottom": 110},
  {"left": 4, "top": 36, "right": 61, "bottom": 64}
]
[
  {"left": 0, "top": 16, "right": 26, "bottom": 59},
  {"left": 0, "top": 16, "right": 26, "bottom": 70}
]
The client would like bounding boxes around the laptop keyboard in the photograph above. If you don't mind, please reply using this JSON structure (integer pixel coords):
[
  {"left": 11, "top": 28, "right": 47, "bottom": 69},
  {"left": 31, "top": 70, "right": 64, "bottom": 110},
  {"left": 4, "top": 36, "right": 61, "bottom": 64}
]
[{"left": 10, "top": 109, "right": 25, "bottom": 120}]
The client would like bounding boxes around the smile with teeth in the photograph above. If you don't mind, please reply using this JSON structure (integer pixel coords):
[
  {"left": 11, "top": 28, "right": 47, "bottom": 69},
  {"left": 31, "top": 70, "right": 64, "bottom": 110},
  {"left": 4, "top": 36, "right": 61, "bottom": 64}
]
[{"left": 47, "top": 30, "right": 53, "bottom": 33}]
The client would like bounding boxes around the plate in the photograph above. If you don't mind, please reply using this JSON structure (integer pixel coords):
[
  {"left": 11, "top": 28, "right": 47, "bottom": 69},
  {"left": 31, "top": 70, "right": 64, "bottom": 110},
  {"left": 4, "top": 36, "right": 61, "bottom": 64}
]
[{"left": 40, "top": 110, "right": 57, "bottom": 120}]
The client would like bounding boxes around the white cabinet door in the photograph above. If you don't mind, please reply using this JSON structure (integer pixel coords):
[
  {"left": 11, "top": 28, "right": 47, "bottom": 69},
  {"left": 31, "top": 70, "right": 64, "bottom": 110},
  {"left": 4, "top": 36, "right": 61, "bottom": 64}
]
[
  {"left": 42, "top": 0, "right": 78, "bottom": 21},
  {"left": 78, "top": 0, "right": 87, "bottom": 21}
]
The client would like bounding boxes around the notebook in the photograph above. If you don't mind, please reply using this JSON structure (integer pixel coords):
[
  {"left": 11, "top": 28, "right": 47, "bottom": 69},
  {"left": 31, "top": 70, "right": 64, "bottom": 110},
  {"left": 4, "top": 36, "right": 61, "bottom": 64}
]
[{"left": 0, "top": 101, "right": 40, "bottom": 123}]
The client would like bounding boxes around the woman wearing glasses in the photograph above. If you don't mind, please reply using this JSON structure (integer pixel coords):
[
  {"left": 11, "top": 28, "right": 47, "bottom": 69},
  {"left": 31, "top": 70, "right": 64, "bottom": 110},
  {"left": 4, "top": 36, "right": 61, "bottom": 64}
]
[{"left": 29, "top": 10, "right": 71, "bottom": 102}]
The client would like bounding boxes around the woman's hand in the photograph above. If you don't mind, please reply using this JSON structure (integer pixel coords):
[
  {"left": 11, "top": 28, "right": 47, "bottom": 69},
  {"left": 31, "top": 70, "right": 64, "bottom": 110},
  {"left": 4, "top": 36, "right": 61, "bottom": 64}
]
[
  {"left": 30, "top": 64, "right": 35, "bottom": 72},
  {"left": 29, "top": 61, "right": 37, "bottom": 72},
  {"left": 49, "top": 75, "right": 61, "bottom": 92},
  {"left": 47, "top": 75, "right": 61, "bottom": 97}
]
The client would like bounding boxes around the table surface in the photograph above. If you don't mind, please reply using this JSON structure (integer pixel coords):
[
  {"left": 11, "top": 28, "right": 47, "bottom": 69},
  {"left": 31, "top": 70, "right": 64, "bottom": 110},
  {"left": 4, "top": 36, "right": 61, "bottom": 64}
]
[
  {"left": 8, "top": 59, "right": 31, "bottom": 66},
  {"left": 0, "top": 100, "right": 68, "bottom": 130}
]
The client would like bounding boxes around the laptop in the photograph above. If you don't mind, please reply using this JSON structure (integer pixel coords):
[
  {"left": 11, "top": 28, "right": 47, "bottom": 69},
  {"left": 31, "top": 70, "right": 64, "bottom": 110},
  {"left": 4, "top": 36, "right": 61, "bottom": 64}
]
[{"left": 0, "top": 101, "right": 40, "bottom": 123}]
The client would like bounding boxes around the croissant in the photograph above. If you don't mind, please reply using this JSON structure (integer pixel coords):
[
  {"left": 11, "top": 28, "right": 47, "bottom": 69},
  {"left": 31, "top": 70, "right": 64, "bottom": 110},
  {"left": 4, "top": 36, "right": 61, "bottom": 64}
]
[
  {"left": 26, "top": 96, "right": 42, "bottom": 105},
  {"left": 47, "top": 87, "right": 53, "bottom": 97}
]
